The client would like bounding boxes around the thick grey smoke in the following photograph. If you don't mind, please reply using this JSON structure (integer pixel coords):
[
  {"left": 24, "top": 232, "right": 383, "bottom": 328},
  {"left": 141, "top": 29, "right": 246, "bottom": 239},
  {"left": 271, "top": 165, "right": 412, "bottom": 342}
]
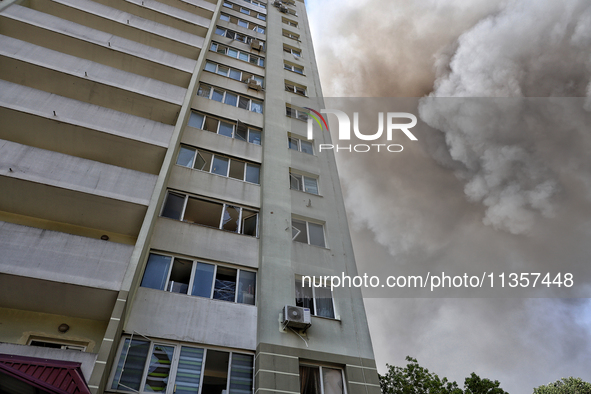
[{"left": 307, "top": 0, "right": 591, "bottom": 391}]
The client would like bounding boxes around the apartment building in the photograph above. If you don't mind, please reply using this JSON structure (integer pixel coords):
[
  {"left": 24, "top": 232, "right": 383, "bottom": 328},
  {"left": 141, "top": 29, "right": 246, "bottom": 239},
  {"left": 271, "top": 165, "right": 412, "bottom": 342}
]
[{"left": 0, "top": 0, "right": 381, "bottom": 393}]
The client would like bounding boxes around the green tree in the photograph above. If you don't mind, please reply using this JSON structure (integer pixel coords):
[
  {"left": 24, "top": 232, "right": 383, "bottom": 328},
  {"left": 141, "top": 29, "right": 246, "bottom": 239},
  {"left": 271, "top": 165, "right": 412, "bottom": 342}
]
[
  {"left": 379, "top": 356, "right": 508, "bottom": 394},
  {"left": 533, "top": 377, "right": 591, "bottom": 394}
]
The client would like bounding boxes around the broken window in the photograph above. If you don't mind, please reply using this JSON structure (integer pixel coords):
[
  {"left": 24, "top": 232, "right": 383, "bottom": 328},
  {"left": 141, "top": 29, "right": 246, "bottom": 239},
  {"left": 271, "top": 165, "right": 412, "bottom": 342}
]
[
  {"left": 141, "top": 252, "right": 256, "bottom": 304},
  {"left": 291, "top": 219, "right": 326, "bottom": 247},
  {"left": 290, "top": 172, "right": 319, "bottom": 195}
]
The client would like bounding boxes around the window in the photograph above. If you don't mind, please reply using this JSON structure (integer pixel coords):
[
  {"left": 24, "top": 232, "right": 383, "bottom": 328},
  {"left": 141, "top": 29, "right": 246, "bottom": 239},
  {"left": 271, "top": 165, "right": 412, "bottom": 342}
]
[
  {"left": 299, "top": 365, "right": 345, "bottom": 394},
  {"left": 177, "top": 145, "right": 261, "bottom": 184},
  {"left": 283, "top": 45, "right": 301, "bottom": 57},
  {"left": 290, "top": 171, "right": 318, "bottom": 195},
  {"left": 211, "top": 42, "right": 265, "bottom": 67},
  {"left": 198, "top": 84, "right": 263, "bottom": 114},
  {"left": 215, "top": 26, "right": 265, "bottom": 48},
  {"left": 288, "top": 136, "right": 313, "bottom": 154},
  {"left": 243, "top": 0, "right": 266, "bottom": 8},
  {"left": 162, "top": 191, "right": 259, "bottom": 237},
  {"left": 284, "top": 62, "right": 304, "bottom": 74},
  {"left": 285, "top": 81, "right": 306, "bottom": 96},
  {"left": 295, "top": 276, "right": 335, "bottom": 319},
  {"left": 28, "top": 338, "right": 87, "bottom": 352},
  {"left": 111, "top": 338, "right": 254, "bottom": 394},
  {"left": 141, "top": 253, "right": 256, "bottom": 304},
  {"left": 204, "top": 61, "right": 264, "bottom": 85},
  {"left": 282, "top": 17, "right": 298, "bottom": 28},
  {"left": 286, "top": 105, "right": 308, "bottom": 121},
  {"left": 218, "top": 2, "right": 266, "bottom": 20},
  {"left": 188, "top": 111, "right": 262, "bottom": 145},
  {"left": 282, "top": 30, "right": 300, "bottom": 41},
  {"left": 291, "top": 219, "right": 325, "bottom": 247}
]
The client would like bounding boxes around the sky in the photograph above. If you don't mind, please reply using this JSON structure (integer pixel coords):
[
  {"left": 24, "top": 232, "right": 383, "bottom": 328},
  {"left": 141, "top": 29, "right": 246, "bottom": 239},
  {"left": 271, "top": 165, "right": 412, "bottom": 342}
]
[{"left": 304, "top": 0, "right": 591, "bottom": 392}]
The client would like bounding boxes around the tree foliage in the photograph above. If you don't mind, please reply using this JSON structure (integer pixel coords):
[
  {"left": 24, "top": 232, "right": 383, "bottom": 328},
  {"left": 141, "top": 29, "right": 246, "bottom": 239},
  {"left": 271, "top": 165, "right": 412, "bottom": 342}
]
[
  {"left": 379, "top": 356, "right": 508, "bottom": 394},
  {"left": 533, "top": 377, "right": 591, "bottom": 394}
]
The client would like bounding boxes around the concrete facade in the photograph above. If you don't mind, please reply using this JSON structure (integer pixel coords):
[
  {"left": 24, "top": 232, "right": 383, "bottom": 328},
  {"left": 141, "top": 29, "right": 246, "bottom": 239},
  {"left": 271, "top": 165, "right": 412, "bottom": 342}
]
[{"left": 0, "top": 0, "right": 381, "bottom": 394}]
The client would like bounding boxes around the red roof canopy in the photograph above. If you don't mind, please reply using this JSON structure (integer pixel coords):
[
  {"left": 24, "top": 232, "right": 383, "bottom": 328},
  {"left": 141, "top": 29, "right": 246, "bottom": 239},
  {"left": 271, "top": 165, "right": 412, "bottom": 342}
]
[{"left": 0, "top": 353, "right": 92, "bottom": 394}]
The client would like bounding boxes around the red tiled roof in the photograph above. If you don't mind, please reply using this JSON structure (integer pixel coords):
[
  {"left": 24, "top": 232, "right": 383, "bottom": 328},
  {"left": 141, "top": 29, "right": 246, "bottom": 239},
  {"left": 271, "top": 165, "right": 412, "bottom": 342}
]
[{"left": 0, "top": 353, "right": 91, "bottom": 394}]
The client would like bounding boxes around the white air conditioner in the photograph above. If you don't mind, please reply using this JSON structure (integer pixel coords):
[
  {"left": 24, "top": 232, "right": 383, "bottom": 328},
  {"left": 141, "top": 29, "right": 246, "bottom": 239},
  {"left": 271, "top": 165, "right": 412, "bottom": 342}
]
[
  {"left": 283, "top": 305, "right": 311, "bottom": 331},
  {"left": 250, "top": 39, "right": 262, "bottom": 51},
  {"left": 246, "top": 78, "right": 263, "bottom": 91}
]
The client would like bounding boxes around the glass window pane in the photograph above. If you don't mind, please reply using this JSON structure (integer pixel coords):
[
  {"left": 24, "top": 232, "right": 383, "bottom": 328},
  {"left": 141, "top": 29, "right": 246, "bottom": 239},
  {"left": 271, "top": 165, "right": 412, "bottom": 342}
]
[
  {"left": 204, "top": 117, "right": 219, "bottom": 133},
  {"left": 295, "top": 277, "right": 314, "bottom": 312},
  {"left": 248, "top": 129, "right": 261, "bottom": 145},
  {"left": 241, "top": 210, "right": 257, "bottom": 236},
  {"left": 238, "top": 97, "right": 250, "bottom": 110},
  {"left": 249, "top": 56, "right": 258, "bottom": 65},
  {"left": 144, "top": 344, "right": 175, "bottom": 393},
  {"left": 188, "top": 112, "right": 204, "bottom": 129},
  {"left": 212, "top": 89, "right": 224, "bottom": 102},
  {"left": 238, "top": 20, "right": 248, "bottom": 28},
  {"left": 229, "top": 353, "right": 254, "bottom": 394},
  {"left": 229, "top": 160, "right": 245, "bottom": 180},
  {"left": 111, "top": 338, "right": 150, "bottom": 392},
  {"left": 222, "top": 205, "right": 240, "bottom": 232},
  {"left": 175, "top": 347, "right": 205, "bottom": 394},
  {"left": 297, "top": 111, "right": 308, "bottom": 121},
  {"left": 192, "top": 262, "right": 215, "bottom": 298},
  {"left": 177, "top": 146, "right": 196, "bottom": 168},
  {"left": 237, "top": 272, "right": 256, "bottom": 305},
  {"left": 214, "top": 267, "right": 237, "bottom": 301},
  {"left": 223, "top": 1, "right": 232, "bottom": 7},
  {"left": 258, "top": 58, "right": 264, "bottom": 67},
  {"left": 245, "top": 164, "right": 260, "bottom": 184},
  {"left": 226, "top": 30, "right": 235, "bottom": 40},
  {"left": 239, "top": 52, "right": 249, "bottom": 62},
  {"left": 308, "top": 223, "right": 325, "bottom": 247},
  {"left": 286, "top": 107, "right": 294, "bottom": 117},
  {"left": 162, "top": 192, "right": 185, "bottom": 220},
  {"left": 217, "top": 45, "right": 227, "bottom": 55},
  {"left": 300, "top": 140, "right": 314, "bottom": 155},
  {"left": 141, "top": 254, "right": 172, "bottom": 291},
  {"left": 197, "top": 85, "right": 211, "bottom": 98},
  {"left": 212, "top": 156, "right": 230, "bottom": 176},
  {"left": 236, "top": 122, "right": 248, "bottom": 141},
  {"left": 322, "top": 368, "right": 343, "bottom": 394},
  {"left": 284, "top": 63, "right": 291, "bottom": 70},
  {"left": 228, "top": 48, "right": 238, "bottom": 58},
  {"left": 257, "top": 14, "right": 265, "bottom": 20},
  {"left": 219, "top": 121, "right": 234, "bottom": 137},
  {"left": 288, "top": 138, "right": 298, "bottom": 150},
  {"left": 229, "top": 69, "right": 241, "bottom": 81},
  {"left": 215, "top": 27, "right": 225, "bottom": 36},
  {"left": 205, "top": 62, "right": 217, "bottom": 72},
  {"left": 167, "top": 258, "right": 192, "bottom": 294},
  {"left": 315, "top": 286, "right": 335, "bottom": 319},
  {"left": 202, "top": 350, "right": 229, "bottom": 394},
  {"left": 184, "top": 198, "right": 223, "bottom": 228},
  {"left": 220, "top": 14, "right": 230, "bottom": 21},
  {"left": 291, "top": 220, "right": 307, "bottom": 243},
  {"left": 217, "top": 66, "right": 229, "bottom": 76},
  {"left": 210, "top": 43, "right": 218, "bottom": 51},
  {"left": 304, "top": 177, "right": 318, "bottom": 195},
  {"left": 224, "top": 92, "right": 238, "bottom": 107},
  {"left": 240, "top": 7, "right": 250, "bottom": 14},
  {"left": 250, "top": 101, "right": 263, "bottom": 114},
  {"left": 290, "top": 173, "right": 302, "bottom": 191},
  {"left": 194, "top": 150, "right": 212, "bottom": 171}
]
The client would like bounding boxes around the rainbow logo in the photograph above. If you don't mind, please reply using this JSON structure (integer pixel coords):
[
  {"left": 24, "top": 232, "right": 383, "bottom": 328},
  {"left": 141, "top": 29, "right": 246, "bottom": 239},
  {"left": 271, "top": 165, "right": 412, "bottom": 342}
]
[{"left": 304, "top": 107, "right": 329, "bottom": 132}]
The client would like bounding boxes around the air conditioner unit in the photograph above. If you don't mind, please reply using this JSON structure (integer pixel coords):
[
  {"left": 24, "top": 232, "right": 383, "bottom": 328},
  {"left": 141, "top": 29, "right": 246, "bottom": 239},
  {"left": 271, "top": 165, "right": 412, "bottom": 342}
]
[
  {"left": 283, "top": 305, "right": 311, "bottom": 331},
  {"left": 250, "top": 39, "right": 262, "bottom": 51},
  {"left": 246, "top": 78, "right": 263, "bottom": 91}
]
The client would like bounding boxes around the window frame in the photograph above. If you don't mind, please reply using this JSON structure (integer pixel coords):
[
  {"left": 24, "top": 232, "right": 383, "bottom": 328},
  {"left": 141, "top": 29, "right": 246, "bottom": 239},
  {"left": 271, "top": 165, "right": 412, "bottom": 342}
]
[
  {"left": 282, "top": 17, "right": 298, "bottom": 28},
  {"left": 110, "top": 337, "right": 255, "bottom": 394},
  {"left": 295, "top": 275, "right": 337, "bottom": 319},
  {"left": 215, "top": 26, "right": 265, "bottom": 48},
  {"left": 284, "top": 62, "right": 304, "bottom": 75},
  {"left": 161, "top": 191, "right": 260, "bottom": 237},
  {"left": 140, "top": 252, "right": 257, "bottom": 305},
  {"left": 176, "top": 144, "right": 261, "bottom": 185},
  {"left": 299, "top": 364, "right": 347, "bottom": 394},
  {"left": 198, "top": 84, "right": 264, "bottom": 114},
  {"left": 282, "top": 29, "right": 300, "bottom": 41},
  {"left": 211, "top": 42, "right": 265, "bottom": 67},
  {"left": 291, "top": 218, "right": 326, "bottom": 248},
  {"left": 220, "top": 13, "right": 266, "bottom": 33},
  {"left": 187, "top": 111, "right": 262, "bottom": 145},
  {"left": 283, "top": 45, "right": 301, "bottom": 57},
  {"left": 289, "top": 171, "right": 319, "bottom": 195},
  {"left": 286, "top": 105, "right": 308, "bottom": 121},
  {"left": 287, "top": 136, "right": 314, "bottom": 155},
  {"left": 284, "top": 81, "right": 307, "bottom": 96},
  {"left": 204, "top": 61, "right": 264, "bottom": 85}
]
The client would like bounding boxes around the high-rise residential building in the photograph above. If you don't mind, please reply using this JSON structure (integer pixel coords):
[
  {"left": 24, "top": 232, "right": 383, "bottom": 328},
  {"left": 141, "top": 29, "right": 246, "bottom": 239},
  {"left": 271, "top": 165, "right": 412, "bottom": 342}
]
[{"left": 0, "top": 0, "right": 380, "bottom": 393}]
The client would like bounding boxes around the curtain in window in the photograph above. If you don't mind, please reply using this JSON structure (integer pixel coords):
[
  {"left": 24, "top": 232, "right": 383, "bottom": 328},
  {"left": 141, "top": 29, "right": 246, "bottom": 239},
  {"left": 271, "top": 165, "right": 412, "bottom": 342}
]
[
  {"left": 322, "top": 368, "right": 344, "bottom": 394},
  {"left": 299, "top": 366, "right": 320, "bottom": 394}
]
